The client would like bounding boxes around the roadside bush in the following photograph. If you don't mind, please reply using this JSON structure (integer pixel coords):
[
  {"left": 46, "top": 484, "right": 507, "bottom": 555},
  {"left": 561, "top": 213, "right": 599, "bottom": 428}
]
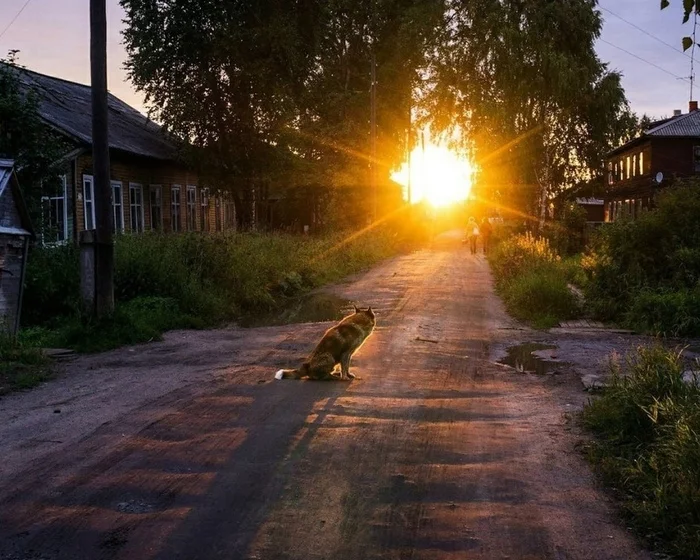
[
  {"left": 23, "top": 243, "right": 79, "bottom": 325},
  {"left": 584, "top": 182, "right": 700, "bottom": 332},
  {"left": 22, "top": 223, "right": 412, "bottom": 351},
  {"left": 489, "top": 231, "right": 581, "bottom": 328},
  {"left": 0, "top": 333, "right": 51, "bottom": 395},
  {"left": 583, "top": 345, "right": 700, "bottom": 558},
  {"left": 501, "top": 265, "right": 579, "bottom": 329}
]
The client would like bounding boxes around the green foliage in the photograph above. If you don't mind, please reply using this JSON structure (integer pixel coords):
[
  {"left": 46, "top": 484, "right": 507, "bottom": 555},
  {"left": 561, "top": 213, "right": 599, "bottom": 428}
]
[
  {"left": 23, "top": 225, "right": 413, "bottom": 351},
  {"left": 427, "top": 0, "right": 636, "bottom": 216},
  {"left": 583, "top": 345, "right": 700, "bottom": 558},
  {"left": 584, "top": 182, "right": 700, "bottom": 334},
  {"left": 489, "top": 231, "right": 580, "bottom": 327},
  {"left": 544, "top": 203, "right": 588, "bottom": 256},
  {"left": 120, "top": 0, "right": 442, "bottom": 215},
  {"left": 0, "top": 333, "right": 51, "bottom": 395},
  {"left": 0, "top": 52, "right": 71, "bottom": 227}
]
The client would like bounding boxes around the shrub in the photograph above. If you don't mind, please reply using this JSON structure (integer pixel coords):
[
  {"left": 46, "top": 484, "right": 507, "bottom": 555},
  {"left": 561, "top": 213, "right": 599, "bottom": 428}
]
[
  {"left": 501, "top": 265, "right": 580, "bottom": 328},
  {"left": 583, "top": 345, "right": 700, "bottom": 558},
  {"left": 22, "top": 224, "right": 412, "bottom": 351},
  {"left": 489, "top": 231, "right": 580, "bottom": 328}
]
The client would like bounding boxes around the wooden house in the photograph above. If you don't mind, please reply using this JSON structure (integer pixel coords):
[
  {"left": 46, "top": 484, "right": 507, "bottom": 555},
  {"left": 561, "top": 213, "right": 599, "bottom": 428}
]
[
  {"left": 11, "top": 65, "right": 250, "bottom": 243},
  {"left": 0, "top": 160, "right": 34, "bottom": 334},
  {"left": 604, "top": 101, "right": 700, "bottom": 221}
]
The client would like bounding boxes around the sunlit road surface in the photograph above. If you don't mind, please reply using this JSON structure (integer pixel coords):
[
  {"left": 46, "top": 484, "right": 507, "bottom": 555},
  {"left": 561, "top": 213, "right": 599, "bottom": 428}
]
[{"left": 0, "top": 231, "right": 649, "bottom": 560}]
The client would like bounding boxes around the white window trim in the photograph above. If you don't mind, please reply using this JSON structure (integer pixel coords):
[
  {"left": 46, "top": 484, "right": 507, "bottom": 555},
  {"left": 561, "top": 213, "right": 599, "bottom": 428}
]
[
  {"left": 83, "top": 174, "right": 96, "bottom": 230},
  {"left": 186, "top": 185, "right": 197, "bottom": 231},
  {"left": 171, "top": 184, "right": 181, "bottom": 232},
  {"left": 41, "top": 174, "right": 69, "bottom": 245},
  {"left": 149, "top": 184, "right": 163, "bottom": 231},
  {"left": 129, "top": 182, "right": 145, "bottom": 233},
  {"left": 111, "top": 180, "right": 125, "bottom": 233}
]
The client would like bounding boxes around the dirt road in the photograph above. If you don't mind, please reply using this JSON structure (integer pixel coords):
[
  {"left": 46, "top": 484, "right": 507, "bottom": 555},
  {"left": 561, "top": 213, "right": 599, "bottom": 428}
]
[{"left": 0, "top": 232, "right": 650, "bottom": 560}]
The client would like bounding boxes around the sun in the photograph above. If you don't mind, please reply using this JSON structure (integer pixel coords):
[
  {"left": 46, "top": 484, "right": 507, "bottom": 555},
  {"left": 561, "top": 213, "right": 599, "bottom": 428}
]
[{"left": 391, "top": 141, "right": 474, "bottom": 206}]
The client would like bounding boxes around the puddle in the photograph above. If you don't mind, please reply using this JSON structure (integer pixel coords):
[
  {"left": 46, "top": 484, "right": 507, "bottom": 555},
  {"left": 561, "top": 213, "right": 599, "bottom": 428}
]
[
  {"left": 239, "top": 293, "right": 353, "bottom": 328},
  {"left": 497, "top": 343, "right": 562, "bottom": 375}
]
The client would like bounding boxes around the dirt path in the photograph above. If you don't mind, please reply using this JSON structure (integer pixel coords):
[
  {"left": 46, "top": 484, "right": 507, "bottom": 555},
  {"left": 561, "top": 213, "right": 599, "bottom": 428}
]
[{"left": 0, "top": 232, "right": 651, "bottom": 560}]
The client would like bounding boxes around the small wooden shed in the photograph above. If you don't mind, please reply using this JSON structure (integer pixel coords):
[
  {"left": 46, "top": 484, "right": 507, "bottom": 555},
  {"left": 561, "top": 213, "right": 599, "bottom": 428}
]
[{"left": 0, "top": 159, "right": 35, "bottom": 335}]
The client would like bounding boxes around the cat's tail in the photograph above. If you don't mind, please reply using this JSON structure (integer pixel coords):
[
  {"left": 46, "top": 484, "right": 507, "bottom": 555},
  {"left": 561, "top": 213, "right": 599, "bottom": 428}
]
[{"left": 274, "top": 368, "right": 299, "bottom": 380}]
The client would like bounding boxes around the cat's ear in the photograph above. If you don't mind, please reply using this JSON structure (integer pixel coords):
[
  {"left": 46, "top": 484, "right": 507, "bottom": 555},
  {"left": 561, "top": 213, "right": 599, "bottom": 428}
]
[
  {"left": 367, "top": 306, "right": 374, "bottom": 317},
  {"left": 353, "top": 304, "right": 359, "bottom": 313}
]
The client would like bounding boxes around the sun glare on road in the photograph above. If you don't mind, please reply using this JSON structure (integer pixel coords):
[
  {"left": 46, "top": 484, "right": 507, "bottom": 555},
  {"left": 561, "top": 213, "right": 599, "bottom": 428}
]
[{"left": 391, "top": 142, "right": 474, "bottom": 207}]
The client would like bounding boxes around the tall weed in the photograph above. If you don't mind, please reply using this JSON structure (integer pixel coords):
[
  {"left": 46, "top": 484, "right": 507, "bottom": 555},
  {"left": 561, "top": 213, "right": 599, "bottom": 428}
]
[
  {"left": 489, "top": 231, "right": 580, "bottom": 327},
  {"left": 584, "top": 345, "right": 700, "bottom": 558}
]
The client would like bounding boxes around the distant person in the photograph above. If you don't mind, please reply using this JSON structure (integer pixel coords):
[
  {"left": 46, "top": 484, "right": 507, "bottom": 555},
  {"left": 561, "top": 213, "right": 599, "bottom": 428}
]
[
  {"left": 480, "top": 217, "right": 493, "bottom": 254},
  {"left": 466, "top": 217, "right": 479, "bottom": 255}
]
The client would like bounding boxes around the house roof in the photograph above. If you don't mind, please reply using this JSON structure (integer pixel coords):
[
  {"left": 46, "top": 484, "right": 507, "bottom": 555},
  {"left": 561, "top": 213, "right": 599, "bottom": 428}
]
[
  {"left": 8, "top": 65, "right": 179, "bottom": 162},
  {"left": 607, "top": 110, "right": 700, "bottom": 158}
]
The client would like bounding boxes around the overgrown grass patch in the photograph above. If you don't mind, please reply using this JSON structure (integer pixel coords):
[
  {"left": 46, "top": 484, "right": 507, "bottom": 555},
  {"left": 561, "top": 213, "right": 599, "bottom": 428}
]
[
  {"left": 489, "top": 231, "right": 581, "bottom": 328},
  {"left": 22, "top": 222, "right": 419, "bottom": 352},
  {"left": 583, "top": 345, "right": 700, "bottom": 558},
  {"left": 0, "top": 335, "right": 51, "bottom": 395}
]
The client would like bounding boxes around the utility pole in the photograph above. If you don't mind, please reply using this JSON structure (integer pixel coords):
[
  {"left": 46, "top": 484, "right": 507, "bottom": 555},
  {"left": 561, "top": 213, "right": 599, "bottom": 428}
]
[
  {"left": 370, "top": 51, "right": 377, "bottom": 222},
  {"left": 83, "top": 0, "right": 114, "bottom": 318}
]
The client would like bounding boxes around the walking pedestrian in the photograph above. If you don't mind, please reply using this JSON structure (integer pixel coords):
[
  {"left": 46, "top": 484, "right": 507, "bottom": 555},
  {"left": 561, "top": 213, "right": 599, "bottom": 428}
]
[
  {"left": 480, "top": 217, "right": 493, "bottom": 254},
  {"left": 466, "top": 217, "right": 479, "bottom": 255}
]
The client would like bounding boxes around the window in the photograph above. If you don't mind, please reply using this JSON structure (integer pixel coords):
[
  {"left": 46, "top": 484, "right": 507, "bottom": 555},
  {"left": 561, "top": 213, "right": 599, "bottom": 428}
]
[
  {"left": 150, "top": 185, "right": 162, "bottom": 231},
  {"left": 619, "top": 159, "right": 624, "bottom": 180},
  {"left": 694, "top": 146, "right": 700, "bottom": 172},
  {"left": 129, "top": 182, "right": 144, "bottom": 233},
  {"left": 171, "top": 185, "right": 181, "bottom": 232},
  {"left": 632, "top": 155, "right": 637, "bottom": 177},
  {"left": 215, "top": 197, "right": 222, "bottom": 232},
  {"left": 186, "top": 185, "right": 197, "bottom": 231},
  {"left": 112, "top": 181, "right": 124, "bottom": 233},
  {"left": 614, "top": 163, "right": 618, "bottom": 183},
  {"left": 41, "top": 175, "right": 69, "bottom": 243},
  {"left": 200, "top": 188, "right": 210, "bottom": 232},
  {"left": 224, "top": 196, "right": 236, "bottom": 230},
  {"left": 626, "top": 156, "right": 631, "bottom": 179},
  {"left": 639, "top": 151, "right": 644, "bottom": 175},
  {"left": 83, "top": 174, "right": 95, "bottom": 230}
]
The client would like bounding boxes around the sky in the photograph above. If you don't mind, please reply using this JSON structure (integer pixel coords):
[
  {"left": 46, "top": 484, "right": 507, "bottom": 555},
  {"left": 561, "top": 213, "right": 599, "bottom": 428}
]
[{"left": 0, "top": 0, "right": 697, "bottom": 120}]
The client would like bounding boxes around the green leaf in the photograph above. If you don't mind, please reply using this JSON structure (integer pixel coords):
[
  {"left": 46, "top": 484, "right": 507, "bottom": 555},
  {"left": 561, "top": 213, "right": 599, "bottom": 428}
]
[
  {"left": 683, "top": 36, "right": 694, "bottom": 51},
  {"left": 683, "top": 0, "right": 695, "bottom": 22}
]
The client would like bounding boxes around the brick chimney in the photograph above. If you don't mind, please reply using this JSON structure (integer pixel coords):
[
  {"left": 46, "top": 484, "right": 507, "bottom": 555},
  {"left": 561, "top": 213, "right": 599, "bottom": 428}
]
[
  {"left": 674, "top": 109, "right": 682, "bottom": 116},
  {"left": 691, "top": 100, "right": 699, "bottom": 112}
]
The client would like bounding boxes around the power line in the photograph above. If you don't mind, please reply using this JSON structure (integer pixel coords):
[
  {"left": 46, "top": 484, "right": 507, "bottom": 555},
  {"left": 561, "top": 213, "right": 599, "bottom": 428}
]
[
  {"left": 600, "top": 5, "right": 691, "bottom": 59},
  {"left": 0, "top": 0, "right": 33, "bottom": 42},
  {"left": 598, "top": 37, "right": 691, "bottom": 83}
]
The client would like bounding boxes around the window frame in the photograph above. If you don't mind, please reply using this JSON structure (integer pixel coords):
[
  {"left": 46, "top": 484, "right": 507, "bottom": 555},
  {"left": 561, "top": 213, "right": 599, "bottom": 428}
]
[
  {"left": 150, "top": 184, "right": 163, "bottom": 232},
  {"left": 200, "top": 187, "right": 210, "bottom": 232},
  {"left": 111, "top": 180, "right": 125, "bottom": 233},
  {"left": 171, "top": 185, "right": 181, "bottom": 232},
  {"left": 41, "top": 174, "right": 69, "bottom": 244},
  {"left": 186, "top": 185, "right": 197, "bottom": 231},
  {"left": 129, "top": 182, "right": 145, "bottom": 233},
  {"left": 83, "top": 174, "right": 96, "bottom": 230}
]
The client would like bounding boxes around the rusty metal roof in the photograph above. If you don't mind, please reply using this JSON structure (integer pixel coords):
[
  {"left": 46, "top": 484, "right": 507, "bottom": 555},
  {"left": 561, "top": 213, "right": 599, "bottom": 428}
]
[
  {"left": 9, "top": 65, "right": 179, "bottom": 161},
  {"left": 645, "top": 110, "right": 700, "bottom": 136}
]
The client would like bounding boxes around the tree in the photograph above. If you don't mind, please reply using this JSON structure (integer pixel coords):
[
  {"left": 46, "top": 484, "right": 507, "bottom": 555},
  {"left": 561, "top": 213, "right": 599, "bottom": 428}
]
[
  {"left": 0, "top": 52, "right": 70, "bottom": 232},
  {"left": 121, "top": 0, "right": 444, "bottom": 227},
  {"left": 121, "top": 0, "right": 324, "bottom": 225},
  {"left": 426, "top": 0, "right": 634, "bottom": 222},
  {"left": 660, "top": 0, "right": 700, "bottom": 50}
]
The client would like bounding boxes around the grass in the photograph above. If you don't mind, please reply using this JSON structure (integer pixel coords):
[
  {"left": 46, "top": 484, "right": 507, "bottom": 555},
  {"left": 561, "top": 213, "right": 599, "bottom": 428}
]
[
  {"left": 22, "top": 222, "right": 422, "bottom": 353},
  {"left": 0, "top": 335, "right": 51, "bottom": 395},
  {"left": 488, "top": 231, "right": 581, "bottom": 328},
  {"left": 583, "top": 345, "right": 700, "bottom": 558}
]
